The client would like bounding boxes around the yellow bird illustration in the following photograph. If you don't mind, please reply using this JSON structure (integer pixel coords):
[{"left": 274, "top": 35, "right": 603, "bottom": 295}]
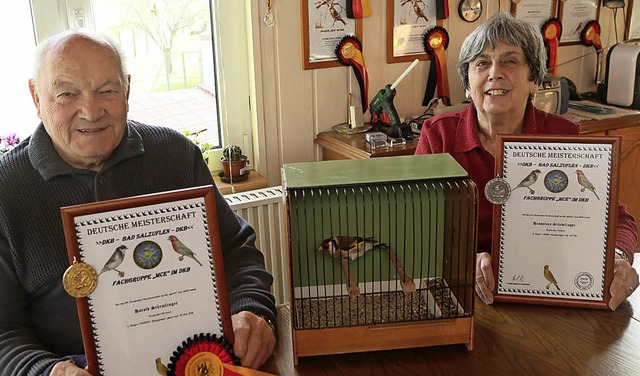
[
  {"left": 155, "top": 357, "right": 168, "bottom": 375},
  {"left": 543, "top": 265, "right": 560, "bottom": 291}
]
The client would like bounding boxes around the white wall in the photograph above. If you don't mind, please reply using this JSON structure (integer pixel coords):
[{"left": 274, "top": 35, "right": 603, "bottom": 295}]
[{"left": 251, "top": 1, "right": 627, "bottom": 187}]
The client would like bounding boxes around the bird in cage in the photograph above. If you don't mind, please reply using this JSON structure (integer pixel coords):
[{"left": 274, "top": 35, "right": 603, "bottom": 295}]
[{"left": 318, "top": 235, "right": 389, "bottom": 261}]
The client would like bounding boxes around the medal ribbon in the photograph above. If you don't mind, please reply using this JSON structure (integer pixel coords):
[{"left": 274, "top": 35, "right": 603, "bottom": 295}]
[
  {"left": 336, "top": 36, "right": 369, "bottom": 112},
  {"left": 542, "top": 19, "right": 562, "bottom": 76},
  {"left": 346, "top": 0, "right": 371, "bottom": 18},
  {"left": 422, "top": 27, "right": 450, "bottom": 106}
]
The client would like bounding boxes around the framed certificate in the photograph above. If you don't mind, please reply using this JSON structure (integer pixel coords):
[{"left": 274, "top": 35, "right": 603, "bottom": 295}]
[
  {"left": 490, "top": 135, "right": 620, "bottom": 309},
  {"left": 301, "top": 0, "right": 362, "bottom": 70},
  {"left": 61, "top": 186, "right": 231, "bottom": 375},
  {"left": 511, "top": 0, "right": 558, "bottom": 29},
  {"left": 558, "top": 0, "right": 600, "bottom": 44},
  {"left": 386, "top": 0, "right": 438, "bottom": 63},
  {"left": 626, "top": 0, "right": 640, "bottom": 41}
]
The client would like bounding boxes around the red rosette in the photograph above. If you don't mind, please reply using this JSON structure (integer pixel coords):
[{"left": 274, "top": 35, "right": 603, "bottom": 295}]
[
  {"left": 581, "top": 20, "right": 602, "bottom": 50},
  {"left": 422, "top": 26, "right": 449, "bottom": 54},
  {"left": 167, "top": 333, "right": 240, "bottom": 376},
  {"left": 422, "top": 26, "right": 451, "bottom": 105},
  {"left": 335, "top": 35, "right": 369, "bottom": 112},
  {"left": 541, "top": 18, "right": 562, "bottom": 76}
]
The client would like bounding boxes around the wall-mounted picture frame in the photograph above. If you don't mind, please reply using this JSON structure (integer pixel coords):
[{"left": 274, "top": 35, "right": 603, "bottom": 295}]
[
  {"left": 61, "top": 186, "right": 231, "bottom": 375},
  {"left": 626, "top": 0, "right": 640, "bottom": 41},
  {"left": 491, "top": 134, "right": 620, "bottom": 309},
  {"left": 301, "top": 0, "right": 363, "bottom": 70},
  {"left": 558, "top": 0, "right": 600, "bottom": 45},
  {"left": 511, "top": 0, "right": 558, "bottom": 29},
  {"left": 386, "top": 0, "right": 438, "bottom": 64}
]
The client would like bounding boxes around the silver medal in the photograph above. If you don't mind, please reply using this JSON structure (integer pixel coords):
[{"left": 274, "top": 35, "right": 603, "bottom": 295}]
[{"left": 485, "top": 176, "right": 511, "bottom": 205}]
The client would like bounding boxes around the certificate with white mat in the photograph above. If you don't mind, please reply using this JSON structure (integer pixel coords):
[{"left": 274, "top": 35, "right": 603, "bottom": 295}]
[
  {"left": 61, "top": 186, "right": 232, "bottom": 375},
  {"left": 491, "top": 135, "right": 620, "bottom": 309}
]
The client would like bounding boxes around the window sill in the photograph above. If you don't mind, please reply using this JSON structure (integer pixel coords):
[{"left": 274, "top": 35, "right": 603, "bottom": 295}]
[{"left": 213, "top": 170, "right": 268, "bottom": 195}]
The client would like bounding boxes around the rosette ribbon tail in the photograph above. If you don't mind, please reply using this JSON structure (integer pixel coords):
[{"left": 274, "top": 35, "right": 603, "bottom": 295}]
[
  {"left": 336, "top": 36, "right": 369, "bottom": 112},
  {"left": 542, "top": 19, "right": 562, "bottom": 76},
  {"left": 422, "top": 26, "right": 450, "bottom": 106}
]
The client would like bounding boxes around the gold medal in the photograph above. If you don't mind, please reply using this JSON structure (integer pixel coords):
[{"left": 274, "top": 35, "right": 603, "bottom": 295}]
[
  {"left": 429, "top": 34, "right": 443, "bottom": 50},
  {"left": 63, "top": 257, "right": 98, "bottom": 298},
  {"left": 184, "top": 352, "right": 224, "bottom": 376},
  {"left": 340, "top": 42, "right": 355, "bottom": 59}
]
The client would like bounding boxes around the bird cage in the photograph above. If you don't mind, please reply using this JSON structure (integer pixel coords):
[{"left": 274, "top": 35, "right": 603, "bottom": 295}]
[{"left": 282, "top": 154, "right": 478, "bottom": 362}]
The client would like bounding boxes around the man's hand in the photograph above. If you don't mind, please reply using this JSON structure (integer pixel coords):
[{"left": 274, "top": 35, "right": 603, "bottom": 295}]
[
  {"left": 609, "top": 257, "right": 639, "bottom": 311},
  {"left": 476, "top": 252, "right": 495, "bottom": 304},
  {"left": 50, "top": 360, "right": 91, "bottom": 376},
  {"left": 232, "top": 311, "right": 276, "bottom": 369}
]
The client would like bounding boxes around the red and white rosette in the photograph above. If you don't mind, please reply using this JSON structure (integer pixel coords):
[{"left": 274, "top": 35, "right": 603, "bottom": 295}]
[
  {"left": 581, "top": 20, "right": 603, "bottom": 50},
  {"left": 336, "top": 35, "right": 369, "bottom": 112},
  {"left": 422, "top": 26, "right": 450, "bottom": 105},
  {"left": 541, "top": 18, "right": 562, "bottom": 76}
]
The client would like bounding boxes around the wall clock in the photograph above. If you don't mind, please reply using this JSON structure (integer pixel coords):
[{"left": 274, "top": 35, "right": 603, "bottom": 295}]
[{"left": 458, "top": 0, "right": 482, "bottom": 23}]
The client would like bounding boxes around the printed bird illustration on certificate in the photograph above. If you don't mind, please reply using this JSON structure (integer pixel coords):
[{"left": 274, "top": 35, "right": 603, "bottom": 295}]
[
  {"left": 490, "top": 135, "right": 620, "bottom": 308},
  {"left": 61, "top": 186, "right": 231, "bottom": 376}
]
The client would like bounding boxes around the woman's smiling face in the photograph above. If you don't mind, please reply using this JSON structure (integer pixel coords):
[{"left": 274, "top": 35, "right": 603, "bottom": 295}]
[{"left": 467, "top": 41, "right": 536, "bottom": 119}]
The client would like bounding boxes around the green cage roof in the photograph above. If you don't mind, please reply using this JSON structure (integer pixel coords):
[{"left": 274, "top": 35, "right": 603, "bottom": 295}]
[{"left": 282, "top": 154, "right": 468, "bottom": 189}]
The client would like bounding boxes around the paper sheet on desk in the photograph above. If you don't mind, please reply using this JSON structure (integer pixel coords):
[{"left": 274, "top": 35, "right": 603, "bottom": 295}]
[{"left": 565, "top": 100, "right": 640, "bottom": 123}]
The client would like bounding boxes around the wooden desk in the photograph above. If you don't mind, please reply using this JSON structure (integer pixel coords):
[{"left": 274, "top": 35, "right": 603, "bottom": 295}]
[
  {"left": 263, "top": 255, "right": 640, "bottom": 376},
  {"left": 314, "top": 130, "right": 419, "bottom": 160}
]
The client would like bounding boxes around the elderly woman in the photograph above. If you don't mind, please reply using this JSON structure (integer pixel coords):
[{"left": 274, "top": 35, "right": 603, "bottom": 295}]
[{"left": 415, "top": 12, "right": 638, "bottom": 310}]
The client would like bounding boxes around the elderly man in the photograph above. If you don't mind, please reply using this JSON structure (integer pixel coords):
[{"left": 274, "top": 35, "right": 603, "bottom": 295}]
[{"left": 0, "top": 29, "right": 276, "bottom": 375}]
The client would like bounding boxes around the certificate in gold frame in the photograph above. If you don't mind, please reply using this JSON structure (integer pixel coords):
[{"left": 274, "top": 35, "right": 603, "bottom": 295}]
[
  {"left": 386, "top": 0, "right": 439, "bottom": 63},
  {"left": 491, "top": 135, "right": 619, "bottom": 309},
  {"left": 301, "top": 0, "right": 363, "bottom": 70},
  {"left": 61, "top": 185, "right": 231, "bottom": 375},
  {"left": 558, "top": 0, "right": 600, "bottom": 45}
]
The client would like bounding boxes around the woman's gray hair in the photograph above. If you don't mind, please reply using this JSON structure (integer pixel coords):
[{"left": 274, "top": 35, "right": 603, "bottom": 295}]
[
  {"left": 457, "top": 12, "right": 547, "bottom": 91},
  {"left": 31, "top": 29, "right": 128, "bottom": 92}
]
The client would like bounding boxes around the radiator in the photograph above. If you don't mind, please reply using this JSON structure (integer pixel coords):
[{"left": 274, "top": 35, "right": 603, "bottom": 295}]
[{"left": 225, "top": 186, "right": 288, "bottom": 304}]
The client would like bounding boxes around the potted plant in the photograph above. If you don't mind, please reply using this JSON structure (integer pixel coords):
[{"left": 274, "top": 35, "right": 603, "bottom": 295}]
[
  {"left": 220, "top": 145, "right": 248, "bottom": 179},
  {"left": 183, "top": 129, "right": 213, "bottom": 165}
]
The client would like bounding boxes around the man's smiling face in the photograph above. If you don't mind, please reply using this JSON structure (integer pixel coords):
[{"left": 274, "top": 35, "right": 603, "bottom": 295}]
[{"left": 30, "top": 35, "right": 129, "bottom": 171}]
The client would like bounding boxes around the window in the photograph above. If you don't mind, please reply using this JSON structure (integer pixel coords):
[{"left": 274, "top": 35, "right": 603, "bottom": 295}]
[{"left": 3, "top": 0, "right": 253, "bottom": 167}]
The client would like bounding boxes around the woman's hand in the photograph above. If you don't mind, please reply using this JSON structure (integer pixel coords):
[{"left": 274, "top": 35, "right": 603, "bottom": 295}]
[
  {"left": 476, "top": 252, "right": 495, "bottom": 304},
  {"left": 609, "top": 257, "right": 639, "bottom": 311},
  {"left": 232, "top": 311, "right": 276, "bottom": 369}
]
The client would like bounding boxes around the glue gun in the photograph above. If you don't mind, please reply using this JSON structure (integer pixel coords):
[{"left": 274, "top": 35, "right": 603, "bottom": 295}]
[{"left": 369, "top": 59, "right": 419, "bottom": 139}]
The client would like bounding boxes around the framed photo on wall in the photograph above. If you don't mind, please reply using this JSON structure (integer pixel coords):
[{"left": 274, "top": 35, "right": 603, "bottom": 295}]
[
  {"left": 301, "top": 0, "right": 363, "bottom": 70},
  {"left": 386, "top": 0, "right": 438, "bottom": 63},
  {"left": 490, "top": 135, "right": 620, "bottom": 309},
  {"left": 626, "top": 0, "right": 640, "bottom": 41},
  {"left": 511, "top": 0, "right": 558, "bottom": 29},
  {"left": 558, "top": 0, "right": 600, "bottom": 44}
]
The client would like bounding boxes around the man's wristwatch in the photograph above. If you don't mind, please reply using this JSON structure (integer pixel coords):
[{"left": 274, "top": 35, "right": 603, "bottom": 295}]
[{"left": 615, "top": 247, "right": 631, "bottom": 264}]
